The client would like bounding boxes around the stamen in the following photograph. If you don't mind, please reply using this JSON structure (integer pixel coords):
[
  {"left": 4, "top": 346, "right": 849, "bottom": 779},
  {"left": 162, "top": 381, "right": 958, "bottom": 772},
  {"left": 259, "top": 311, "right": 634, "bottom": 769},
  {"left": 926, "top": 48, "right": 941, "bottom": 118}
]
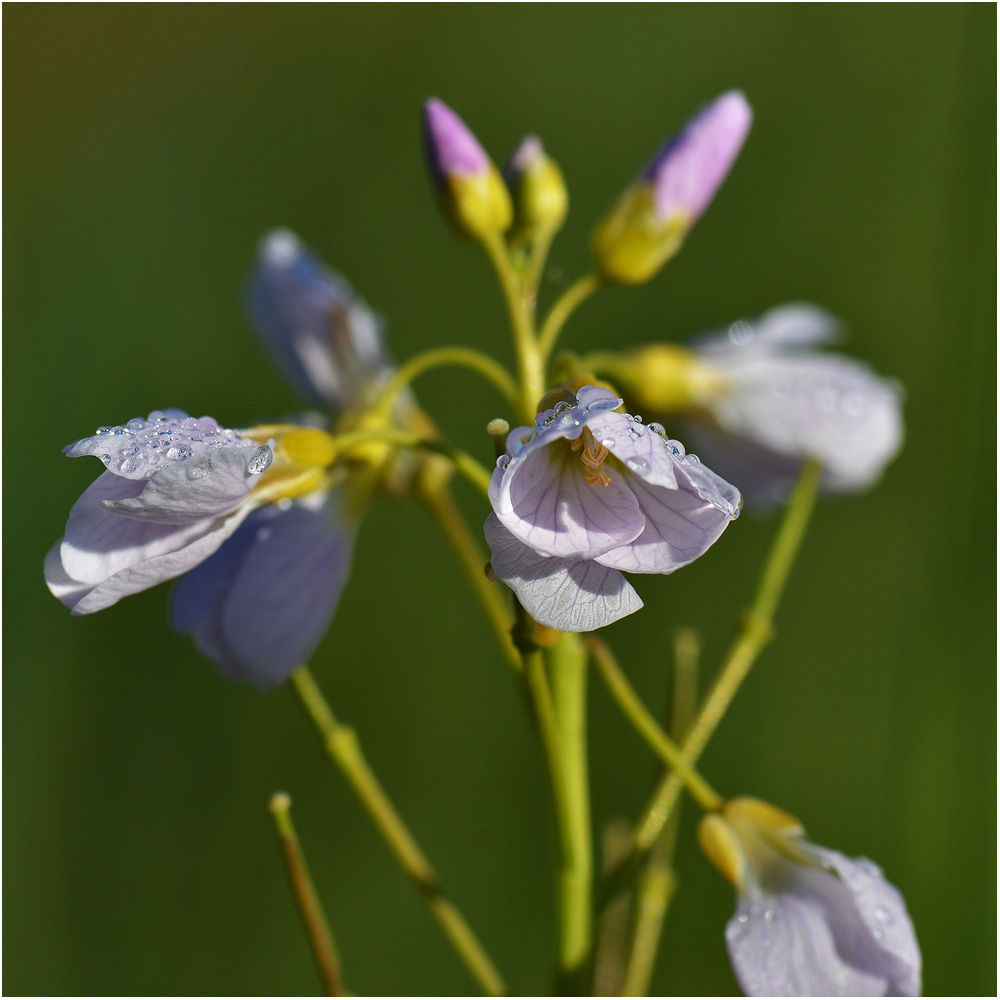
[{"left": 571, "top": 426, "right": 612, "bottom": 486}]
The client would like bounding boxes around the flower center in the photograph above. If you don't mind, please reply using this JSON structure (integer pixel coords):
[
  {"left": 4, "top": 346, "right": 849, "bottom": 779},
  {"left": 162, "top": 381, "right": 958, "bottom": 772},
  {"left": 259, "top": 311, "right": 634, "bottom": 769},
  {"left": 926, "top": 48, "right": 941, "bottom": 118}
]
[{"left": 571, "top": 426, "right": 612, "bottom": 487}]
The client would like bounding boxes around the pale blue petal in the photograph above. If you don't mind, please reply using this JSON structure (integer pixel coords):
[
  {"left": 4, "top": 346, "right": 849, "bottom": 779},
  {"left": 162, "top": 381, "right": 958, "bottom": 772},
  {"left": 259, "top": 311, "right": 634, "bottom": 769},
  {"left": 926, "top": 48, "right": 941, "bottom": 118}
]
[
  {"left": 484, "top": 513, "right": 643, "bottom": 631},
  {"left": 172, "top": 494, "right": 355, "bottom": 689},
  {"left": 696, "top": 303, "right": 840, "bottom": 355},
  {"left": 727, "top": 890, "right": 889, "bottom": 996},
  {"left": 65, "top": 411, "right": 259, "bottom": 480},
  {"left": 103, "top": 446, "right": 270, "bottom": 524},
  {"left": 246, "top": 229, "right": 392, "bottom": 411}
]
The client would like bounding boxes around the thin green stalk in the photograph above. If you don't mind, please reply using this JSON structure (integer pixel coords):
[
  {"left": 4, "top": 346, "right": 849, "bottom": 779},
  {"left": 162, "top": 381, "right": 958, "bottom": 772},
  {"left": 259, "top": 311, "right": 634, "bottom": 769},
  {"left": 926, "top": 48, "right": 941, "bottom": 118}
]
[
  {"left": 374, "top": 346, "right": 519, "bottom": 420},
  {"left": 269, "top": 792, "right": 344, "bottom": 997},
  {"left": 479, "top": 231, "right": 543, "bottom": 421},
  {"left": 537, "top": 273, "right": 602, "bottom": 365},
  {"left": 418, "top": 472, "right": 521, "bottom": 674},
  {"left": 290, "top": 666, "right": 506, "bottom": 997},
  {"left": 585, "top": 635, "right": 723, "bottom": 812},
  {"left": 634, "top": 459, "right": 822, "bottom": 851},
  {"left": 592, "top": 819, "right": 636, "bottom": 997},
  {"left": 620, "top": 629, "right": 700, "bottom": 997},
  {"left": 328, "top": 428, "right": 493, "bottom": 499},
  {"left": 548, "top": 633, "right": 593, "bottom": 994}
]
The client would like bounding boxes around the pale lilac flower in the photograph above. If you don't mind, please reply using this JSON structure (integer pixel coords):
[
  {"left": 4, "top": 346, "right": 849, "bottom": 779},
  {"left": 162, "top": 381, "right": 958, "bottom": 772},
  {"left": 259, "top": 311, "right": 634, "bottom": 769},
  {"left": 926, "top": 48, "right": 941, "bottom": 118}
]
[
  {"left": 700, "top": 799, "right": 921, "bottom": 997},
  {"left": 683, "top": 304, "right": 904, "bottom": 503},
  {"left": 485, "top": 385, "right": 740, "bottom": 631},
  {"left": 247, "top": 229, "right": 393, "bottom": 412},
  {"left": 171, "top": 490, "right": 355, "bottom": 690},
  {"left": 643, "top": 89, "right": 753, "bottom": 225},
  {"left": 45, "top": 411, "right": 272, "bottom": 616}
]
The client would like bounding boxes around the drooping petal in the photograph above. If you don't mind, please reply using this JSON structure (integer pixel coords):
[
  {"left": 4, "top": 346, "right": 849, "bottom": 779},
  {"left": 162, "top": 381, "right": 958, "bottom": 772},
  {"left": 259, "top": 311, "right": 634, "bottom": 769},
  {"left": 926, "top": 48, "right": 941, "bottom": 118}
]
[
  {"left": 726, "top": 890, "right": 889, "bottom": 997},
  {"left": 246, "top": 229, "right": 393, "bottom": 410},
  {"left": 695, "top": 303, "right": 841, "bottom": 356},
  {"left": 57, "top": 505, "right": 254, "bottom": 616},
  {"left": 65, "top": 410, "right": 260, "bottom": 480},
  {"left": 59, "top": 472, "right": 222, "bottom": 586},
  {"left": 495, "top": 444, "right": 644, "bottom": 560},
  {"left": 484, "top": 513, "right": 643, "bottom": 632},
  {"left": 810, "top": 849, "right": 922, "bottom": 997},
  {"left": 103, "top": 446, "right": 270, "bottom": 524},
  {"left": 44, "top": 542, "right": 93, "bottom": 612},
  {"left": 172, "top": 493, "right": 356, "bottom": 689}
]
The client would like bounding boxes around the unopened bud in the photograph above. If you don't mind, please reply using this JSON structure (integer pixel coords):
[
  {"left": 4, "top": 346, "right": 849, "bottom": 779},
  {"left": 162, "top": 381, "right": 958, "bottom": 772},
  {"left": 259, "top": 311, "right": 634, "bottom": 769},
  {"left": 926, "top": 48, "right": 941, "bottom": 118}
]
[
  {"left": 503, "top": 136, "right": 568, "bottom": 246},
  {"left": 423, "top": 98, "right": 512, "bottom": 241},
  {"left": 592, "top": 91, "right": 752, "bottom": 284}
]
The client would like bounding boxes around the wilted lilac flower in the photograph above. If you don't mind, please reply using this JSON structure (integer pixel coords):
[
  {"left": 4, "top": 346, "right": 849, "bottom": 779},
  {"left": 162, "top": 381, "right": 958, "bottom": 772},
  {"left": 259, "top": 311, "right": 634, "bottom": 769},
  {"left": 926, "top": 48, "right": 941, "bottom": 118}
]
[
  {"left": 247, "top": 229, "right": 393, "bottom": 412},
  {"left": 592, "top": 90, "right": 753, "bottom": 284},
  {"left": 485, "top": 385, "right": 740, "bottom": 632},
  {"left": 699, "top": 798, "right": 921, "bottom": 997},
  {"left": 422, "top": 98, "right": 512, "bottom": 239},
  {"left": 682, "top": 304, "right": 904, "bottom": 503},
  {"left": 171, "top": 490, "right": 355, "bottom": 690},
  {"left": 45, "top": 411, "right": 272, "bottom": 616}
]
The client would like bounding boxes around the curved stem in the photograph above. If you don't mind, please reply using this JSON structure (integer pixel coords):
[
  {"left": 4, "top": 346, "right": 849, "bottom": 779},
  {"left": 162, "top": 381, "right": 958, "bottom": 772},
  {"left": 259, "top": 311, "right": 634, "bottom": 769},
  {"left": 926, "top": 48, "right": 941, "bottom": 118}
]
[
  {"left": 269, "top": 793, "right": 344, "bottom": 997},
  {"left": 374, "top": 347, "right": 519, "bottom": 421},
  {"left": 537, "top": 273, "right": 602, "bottom": 366},
  {"left": 479, "top": 231, "right": 543, "bottom": 422},
  {"left": 290, "top": 667, "right": 506, "bottom": 997},
  {"left": 634, "top": 459, "right": 823, "bottom": 851},
  {"left": 328, "top": 428, "right": 492, "bottom": 499},
  {"left": 586, "top": 635, "right": 723, "bottom": 812},
  {"left": 417, "top": 472, "right": 521, "bottom": 675}
]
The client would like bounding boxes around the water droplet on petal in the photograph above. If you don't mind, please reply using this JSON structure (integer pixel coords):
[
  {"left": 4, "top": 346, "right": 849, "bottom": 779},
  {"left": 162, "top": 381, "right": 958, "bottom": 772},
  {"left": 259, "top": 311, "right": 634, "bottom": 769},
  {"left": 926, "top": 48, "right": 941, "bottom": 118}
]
[
  {"left": 119, "top": 454, "right": 140, "bottom": 474},
  {"left": 738, "top": 913, "right": 748, "bottom": 923},
  {"left": 189, "top": 465, "right": 209, "bottom": 479},
  {"left": 247, "top": 446, "right": 272, "bottom": 475},
  {"left": 601, "top": 438, "right": 615, "bottom": 448},
  {"left": 764, "top": 909, "right": 774, "bottom": 921},
  {"left": 648, "top": 422, "right": 667, "bottom": 439},
  {"left": 126, "top": 418, "right": 145, "bottom": 432},
  {"left": 166, "top": 443, "right": 193, "bottom": 461}
]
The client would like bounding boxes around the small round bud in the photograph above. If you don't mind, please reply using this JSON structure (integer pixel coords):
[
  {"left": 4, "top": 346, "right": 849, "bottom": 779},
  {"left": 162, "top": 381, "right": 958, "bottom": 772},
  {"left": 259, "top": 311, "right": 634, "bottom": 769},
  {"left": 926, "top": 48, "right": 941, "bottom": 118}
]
[{"left": 503, "top": 136, "right": 569, "bottom": 246}]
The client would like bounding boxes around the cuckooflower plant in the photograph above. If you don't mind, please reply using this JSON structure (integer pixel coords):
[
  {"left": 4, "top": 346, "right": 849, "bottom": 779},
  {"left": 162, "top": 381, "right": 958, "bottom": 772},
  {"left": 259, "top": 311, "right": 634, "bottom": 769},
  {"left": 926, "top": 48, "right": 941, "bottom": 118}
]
[{"left": 45, "top": 92, "right": 918, "bottom": 997}]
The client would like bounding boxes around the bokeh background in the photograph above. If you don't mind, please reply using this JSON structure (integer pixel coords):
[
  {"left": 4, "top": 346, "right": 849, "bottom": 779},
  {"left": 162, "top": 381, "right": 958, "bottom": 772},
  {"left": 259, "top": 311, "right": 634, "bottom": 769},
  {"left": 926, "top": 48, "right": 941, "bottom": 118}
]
[{"left": 5, "top": 5, "right": 995, "bottom": 996}]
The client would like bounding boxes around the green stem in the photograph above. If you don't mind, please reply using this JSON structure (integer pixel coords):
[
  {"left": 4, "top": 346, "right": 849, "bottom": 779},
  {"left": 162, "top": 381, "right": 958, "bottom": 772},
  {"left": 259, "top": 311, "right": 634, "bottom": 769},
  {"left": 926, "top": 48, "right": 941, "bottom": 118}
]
[
  {"left": 374, "top": 346, "right": 519, "bottom": 420},
  {"left": 417, "top": 472, "right": 521, "bottom": 675},
  {"left": 548, "top": 633, "right": 593, "bottom": 994},
  {"left": 268, "top": 792, "right": 344, "bottom": 997},
  {"left": 585, "top": 635, "right": 723, "bottom": 812},
  {"left": 537, "top": 273, "right": 602, "bottom": 366},
  {"left": 480, "top": 231, "right": 543, "bottom": 421},
  {"left": 290, "top": 667, "right": 506, "bottom": 997},
  {"left": 619, "top": 629, "right": 700, "bottom": 997},
  {"left": 328, "top": 428, "right": 493, "bottom": 499},
  {"left": 634, "top": 459, "right": 822, "bottom": 852}
]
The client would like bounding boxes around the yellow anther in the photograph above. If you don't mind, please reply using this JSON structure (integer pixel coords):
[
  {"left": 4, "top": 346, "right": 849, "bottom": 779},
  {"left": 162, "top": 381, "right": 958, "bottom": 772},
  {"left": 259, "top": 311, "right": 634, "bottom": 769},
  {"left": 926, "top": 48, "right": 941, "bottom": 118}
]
[{"left": 571, "top": 426, "right": 612, "bottom": 486}]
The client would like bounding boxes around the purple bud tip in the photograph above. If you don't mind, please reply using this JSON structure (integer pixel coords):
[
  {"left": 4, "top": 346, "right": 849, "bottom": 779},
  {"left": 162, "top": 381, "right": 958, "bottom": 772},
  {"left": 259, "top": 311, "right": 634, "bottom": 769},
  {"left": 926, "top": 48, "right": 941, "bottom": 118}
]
[
  {"left": 422, "top": 98, "right": 490, "bottom": 189},
  {"left": 503, "top": 135, "right": 544, "bottom": 185},
  {"left": 643, "top": 90, "right": 753, "bottom": 222}
]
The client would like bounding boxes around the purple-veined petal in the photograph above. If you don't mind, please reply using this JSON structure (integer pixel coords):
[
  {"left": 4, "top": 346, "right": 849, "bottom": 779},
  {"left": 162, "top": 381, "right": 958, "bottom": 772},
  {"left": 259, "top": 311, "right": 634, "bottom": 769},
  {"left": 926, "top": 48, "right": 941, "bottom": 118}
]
[
  {"left": 172, "top": 493, "right": 356, "bottom": 690},
  {"left": 53, "top": 505, "right": 255, "bottom": 616},
  {"left": 495, "top": 443, "right": 644, "bottom": 560},
  {"left": 726, "top": 890, "right": 889, "bottom": 997},
  {"left": 810, "top": 849, "right": 921, "bottom": 997},
  {"left": 422, "top": 98, "right": 490, "bottom": 187},
  {"left": 65, "top": 410, "right": 260, "bottom": 480},
  {"left": 246, "top": 229, "right": 393, "bottom": 410},
  {"left": 103, "top": 446, "right": 270, "bottom": 524},
  {"left": 59, "top": 472, "right": 222, "bottom": 586},
  {"left": 643, "top": 90, "right": 753, "bottom": 222},
  {"left": 484, "top": 513, "right": 643, "bottom": 632}
]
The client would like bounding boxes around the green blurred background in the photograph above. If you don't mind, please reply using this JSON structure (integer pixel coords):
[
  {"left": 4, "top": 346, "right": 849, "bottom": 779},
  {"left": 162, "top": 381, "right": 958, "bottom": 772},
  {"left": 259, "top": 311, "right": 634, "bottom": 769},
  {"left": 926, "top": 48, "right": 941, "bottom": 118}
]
[{"left": 5, "top": 5, "right": 995, "bottom": 996}]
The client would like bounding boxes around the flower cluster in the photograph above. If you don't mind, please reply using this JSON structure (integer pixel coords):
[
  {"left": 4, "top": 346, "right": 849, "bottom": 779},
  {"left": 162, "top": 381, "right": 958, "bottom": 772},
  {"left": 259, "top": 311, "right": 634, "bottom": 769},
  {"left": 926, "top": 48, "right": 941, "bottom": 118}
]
[{"left": 45, "top": 90, "right": 915, "bottom": 996}]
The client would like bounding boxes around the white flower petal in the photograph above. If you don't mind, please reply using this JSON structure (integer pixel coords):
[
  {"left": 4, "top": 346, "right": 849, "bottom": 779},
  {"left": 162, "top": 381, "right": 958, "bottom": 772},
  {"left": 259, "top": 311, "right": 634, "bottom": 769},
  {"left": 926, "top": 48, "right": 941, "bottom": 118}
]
[
  {"left": 727, "top": 891, "right": 889, "bottom": 997},
  {"left": 60, "top": 472, "right": 218, "bottom": 586},
  {"left": 484, "top": 513, "right": 643, "bottom": 631},
  {"left": 495, "top": 442, "right": 644, "bottom": 560},
  {"left": 103, "top": 447, "right": 269, "bottom": 524}
]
